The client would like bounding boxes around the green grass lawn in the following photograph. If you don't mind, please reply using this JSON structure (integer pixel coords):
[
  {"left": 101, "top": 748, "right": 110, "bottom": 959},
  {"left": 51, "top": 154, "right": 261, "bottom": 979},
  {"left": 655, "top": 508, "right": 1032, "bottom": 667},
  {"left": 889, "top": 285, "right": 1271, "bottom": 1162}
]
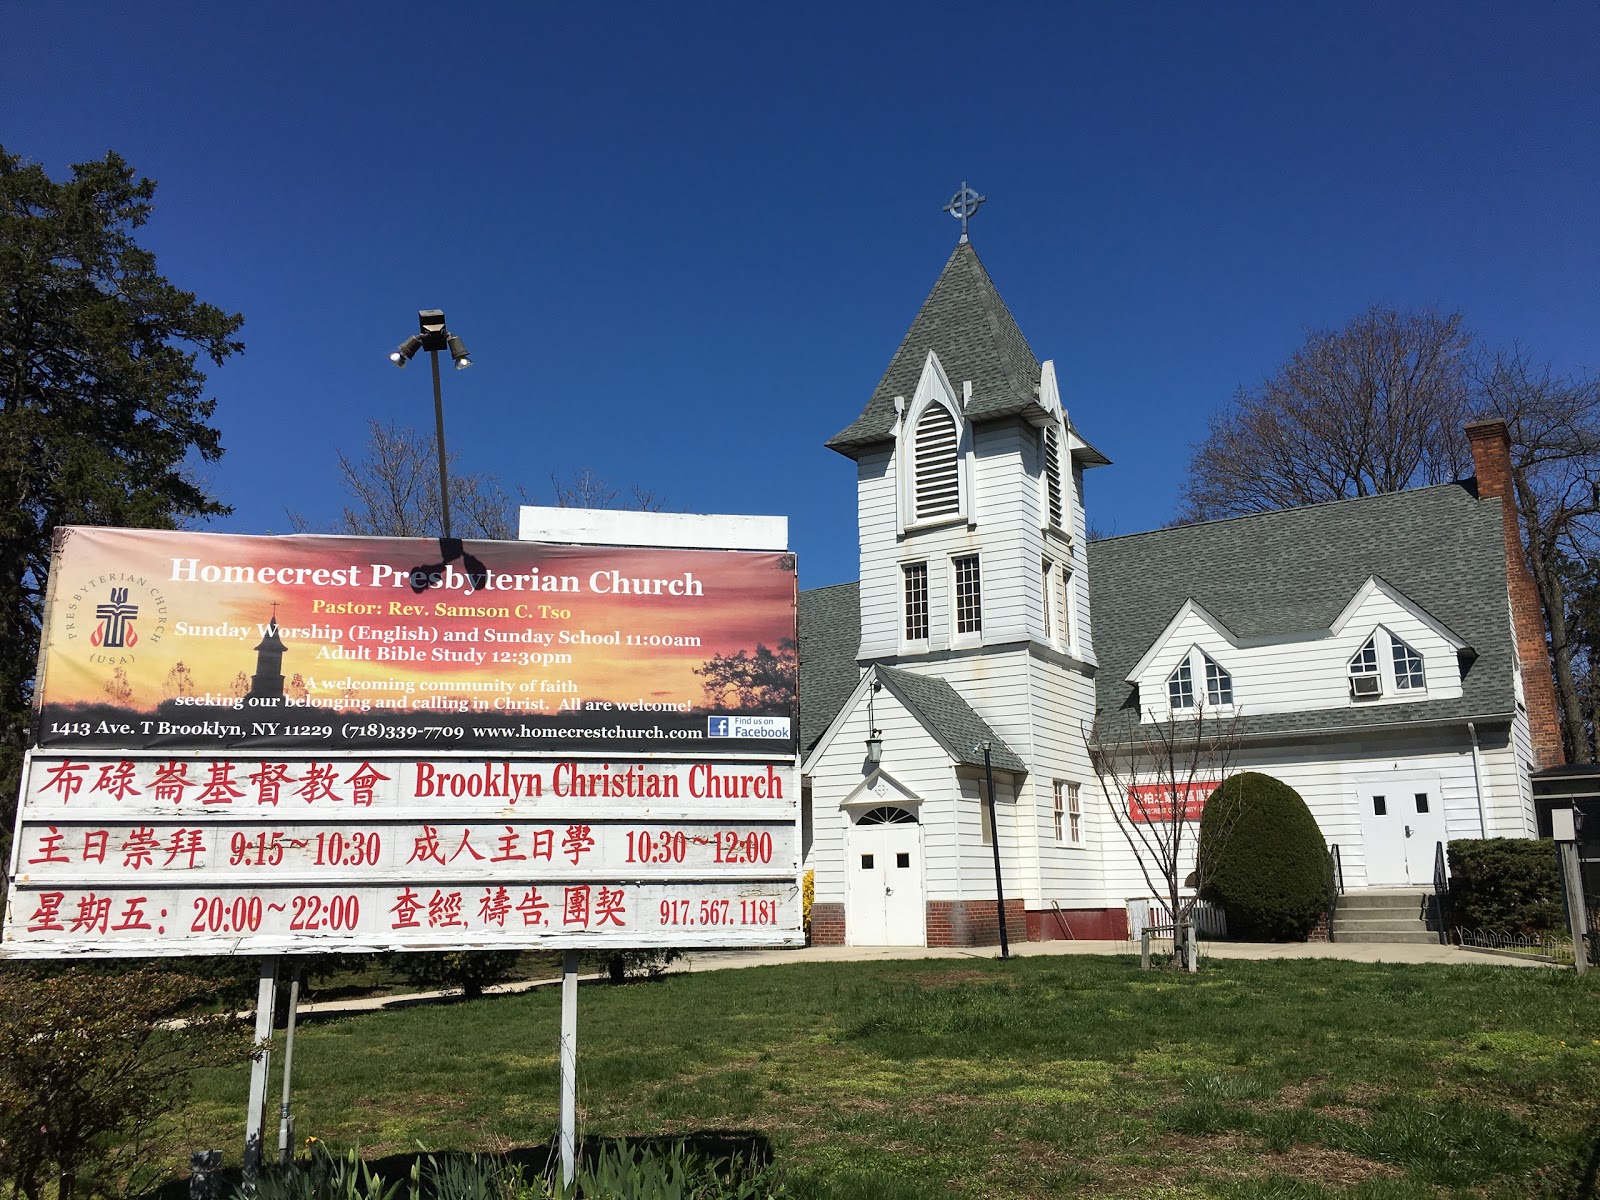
[{"left": 170, "top": 955, "right": 1600, "bottom": 1199}]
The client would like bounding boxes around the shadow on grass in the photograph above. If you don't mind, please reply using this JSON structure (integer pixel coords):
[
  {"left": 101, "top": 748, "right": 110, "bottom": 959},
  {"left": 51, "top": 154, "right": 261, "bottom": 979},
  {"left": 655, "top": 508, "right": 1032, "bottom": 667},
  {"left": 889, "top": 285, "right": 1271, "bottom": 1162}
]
[{"left": 159, "top": 1132, "right": 775, "bottom": 1199}]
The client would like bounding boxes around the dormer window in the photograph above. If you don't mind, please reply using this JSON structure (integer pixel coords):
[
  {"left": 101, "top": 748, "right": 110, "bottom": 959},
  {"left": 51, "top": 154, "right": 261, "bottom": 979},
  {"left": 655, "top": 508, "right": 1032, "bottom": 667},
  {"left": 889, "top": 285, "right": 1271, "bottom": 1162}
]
[
  {"left": 1349, "top": 635, "right": 1382, "bottom": 698},
  {"left": 1204, "top": 655, "right": 1233, "bottom": 706},
  {"left": 1167, "top": 658, "right": 1195, "bottom": 710},
  {"left": 913, "top": 404, "right": 960, "bottom": 520},
  {"left": 1041, "top": 426, "right": 1063, "bottom": 531},
  {"left": 1166, "top": 648, "right": 1235, "bottom": 715},
  {"left": 1392, "top": 635, "right": 1426, "bottom": 690}
]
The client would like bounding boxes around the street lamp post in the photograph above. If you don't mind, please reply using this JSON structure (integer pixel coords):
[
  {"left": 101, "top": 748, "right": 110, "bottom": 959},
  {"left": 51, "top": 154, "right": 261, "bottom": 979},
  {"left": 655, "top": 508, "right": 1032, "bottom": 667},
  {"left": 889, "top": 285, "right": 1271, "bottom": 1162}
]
[{"left": 390, "top": 309, "right": 472, "bottom": 539}]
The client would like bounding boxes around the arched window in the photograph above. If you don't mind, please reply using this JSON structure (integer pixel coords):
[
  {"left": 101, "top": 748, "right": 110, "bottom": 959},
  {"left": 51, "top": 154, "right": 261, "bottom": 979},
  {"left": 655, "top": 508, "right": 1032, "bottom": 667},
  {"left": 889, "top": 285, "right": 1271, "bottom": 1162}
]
[
  {"left": 913, "top": 404, "right": 960, "bottom": 520},
  {"left": 1041, "top": 426, "right": 1063, "bottom": 530},
  {"left": 858, "top": 805, "right": 918, "bottom": 825}
]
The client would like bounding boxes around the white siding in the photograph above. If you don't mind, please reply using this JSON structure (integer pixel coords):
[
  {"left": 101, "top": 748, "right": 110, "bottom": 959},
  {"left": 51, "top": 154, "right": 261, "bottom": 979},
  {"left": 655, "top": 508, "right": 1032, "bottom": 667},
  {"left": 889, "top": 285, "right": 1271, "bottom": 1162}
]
[
  {"left": 1089, "top": 726, "right": 1518, "bottom": 907},
  {"left": 1133, "top": 586, "right": 1466, "bottom": 725}
]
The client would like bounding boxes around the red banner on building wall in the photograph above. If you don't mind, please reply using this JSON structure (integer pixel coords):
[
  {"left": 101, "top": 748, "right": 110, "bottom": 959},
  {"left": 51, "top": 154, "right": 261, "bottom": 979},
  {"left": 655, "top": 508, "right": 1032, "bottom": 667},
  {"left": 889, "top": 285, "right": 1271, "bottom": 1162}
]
[{"left": 1127, "top": 782, "right": 1217, "bottom": 823}]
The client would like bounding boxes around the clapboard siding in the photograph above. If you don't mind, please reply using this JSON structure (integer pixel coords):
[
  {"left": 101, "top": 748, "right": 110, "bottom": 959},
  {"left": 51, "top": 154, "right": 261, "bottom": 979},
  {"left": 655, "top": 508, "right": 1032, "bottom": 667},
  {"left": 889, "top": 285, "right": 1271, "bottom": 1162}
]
[
  {"left": 1092, "top": 729, "right": 1509, "bottom": 907},
  {"left": 856, "top": 449, "right": 900, "bottom": 658},
  {"left": 1027, "top": 657, "right": 1106, "bottom": 905},
  {"left": 1133, "top": 585, "right": 1466, "bottom": 724}
]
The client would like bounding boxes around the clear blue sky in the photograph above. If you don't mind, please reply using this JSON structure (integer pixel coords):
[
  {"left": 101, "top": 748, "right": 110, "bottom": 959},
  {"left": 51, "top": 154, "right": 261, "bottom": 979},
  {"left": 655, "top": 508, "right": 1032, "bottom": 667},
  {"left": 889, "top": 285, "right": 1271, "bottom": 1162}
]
[{"left": 9, "top": 3, "right": 1596, "bottom": 589}]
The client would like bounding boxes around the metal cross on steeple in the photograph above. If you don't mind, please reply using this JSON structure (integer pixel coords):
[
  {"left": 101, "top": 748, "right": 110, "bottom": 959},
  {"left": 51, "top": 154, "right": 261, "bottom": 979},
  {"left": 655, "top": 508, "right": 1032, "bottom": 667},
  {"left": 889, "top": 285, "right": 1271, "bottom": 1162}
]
[{"left": 944, "top": 182, "right": 987, "bottom": 241}]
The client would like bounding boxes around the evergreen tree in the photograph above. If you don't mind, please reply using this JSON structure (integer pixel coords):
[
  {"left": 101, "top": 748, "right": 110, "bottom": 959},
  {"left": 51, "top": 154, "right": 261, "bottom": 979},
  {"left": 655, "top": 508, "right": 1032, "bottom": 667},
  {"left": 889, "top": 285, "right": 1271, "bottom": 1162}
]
[{"left": 0, "top": 146, "right": 242, "bottom": 848}]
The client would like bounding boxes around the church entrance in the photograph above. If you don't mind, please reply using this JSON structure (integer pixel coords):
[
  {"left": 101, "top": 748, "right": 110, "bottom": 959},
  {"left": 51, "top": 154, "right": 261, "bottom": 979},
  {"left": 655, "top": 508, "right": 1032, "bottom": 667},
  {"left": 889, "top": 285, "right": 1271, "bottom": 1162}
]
[
  {"left": 846, "top": 805, "right": 926, "bottom": 945},
  {"left": 1357, "top": 776, "right": 1447, "bottom": 887}
]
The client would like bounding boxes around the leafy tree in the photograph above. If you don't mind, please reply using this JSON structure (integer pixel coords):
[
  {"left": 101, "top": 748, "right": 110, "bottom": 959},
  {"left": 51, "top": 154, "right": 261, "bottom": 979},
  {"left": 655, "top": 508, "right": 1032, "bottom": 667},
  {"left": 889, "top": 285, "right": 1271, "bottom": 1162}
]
[
  {"left": 0, "top": 146, "right": 241, "bottom": 852},
  {"left": 0, "top": 966, "right": 248, "bottom": 1200},
  {"left": 694, "top": 640, "right": 798, "bottom": 712}
]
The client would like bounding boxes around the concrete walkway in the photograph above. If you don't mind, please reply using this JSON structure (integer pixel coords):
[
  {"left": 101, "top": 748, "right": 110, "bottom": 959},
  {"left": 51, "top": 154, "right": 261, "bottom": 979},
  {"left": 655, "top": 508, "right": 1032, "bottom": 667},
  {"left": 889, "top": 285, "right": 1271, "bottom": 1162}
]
[{"left": 272, "top": 935, "right": 1554, "bottom": 1023}]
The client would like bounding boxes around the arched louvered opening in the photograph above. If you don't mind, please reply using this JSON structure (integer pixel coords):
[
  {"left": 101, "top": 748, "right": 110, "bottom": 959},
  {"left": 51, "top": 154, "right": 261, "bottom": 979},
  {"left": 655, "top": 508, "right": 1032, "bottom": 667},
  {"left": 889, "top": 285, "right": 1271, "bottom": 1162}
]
[
  {"left": 914, "top": 405, "right": 960, "bottom": 520},
  {"left": 857, "top": 805, "right": 918, "bottom": 825},
  {"left": 1042, "top": 426, "right": 1063, "bottom": 529}
]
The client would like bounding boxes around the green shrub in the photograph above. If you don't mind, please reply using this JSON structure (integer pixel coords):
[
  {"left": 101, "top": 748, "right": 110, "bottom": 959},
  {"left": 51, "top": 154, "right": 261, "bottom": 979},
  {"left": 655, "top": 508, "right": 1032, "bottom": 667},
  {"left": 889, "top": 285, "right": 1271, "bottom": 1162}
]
[
  {"left": 1446, "top": 838, "right": 1562, "bottom": 934},
  {"left": 394, "top": 951, "right": 523, "bottom": 999},
  {"left": 1197, "top": 771, "right": 1328, "bottom": 941},
  {"left": 0, "top": 966, "right": 248, "bottom": 1200}
]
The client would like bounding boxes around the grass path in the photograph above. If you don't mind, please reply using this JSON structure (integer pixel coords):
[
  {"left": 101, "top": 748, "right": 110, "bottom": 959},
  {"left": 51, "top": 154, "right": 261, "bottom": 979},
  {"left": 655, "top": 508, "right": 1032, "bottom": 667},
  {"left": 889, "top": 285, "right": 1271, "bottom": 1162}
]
[{"left": 173, "top": 955, "right": 1600, "bottom": 1198}]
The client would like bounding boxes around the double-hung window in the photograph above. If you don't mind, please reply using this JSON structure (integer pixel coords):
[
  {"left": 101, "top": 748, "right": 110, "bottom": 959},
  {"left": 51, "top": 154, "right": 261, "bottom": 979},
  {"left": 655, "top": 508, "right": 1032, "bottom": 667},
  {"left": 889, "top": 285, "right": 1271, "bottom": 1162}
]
[
  {"left": 953, "top": 554, "right": 982, "bottom": 636},
  {"left": 903, "top": 562, "right": 929, "bottom": 643}
]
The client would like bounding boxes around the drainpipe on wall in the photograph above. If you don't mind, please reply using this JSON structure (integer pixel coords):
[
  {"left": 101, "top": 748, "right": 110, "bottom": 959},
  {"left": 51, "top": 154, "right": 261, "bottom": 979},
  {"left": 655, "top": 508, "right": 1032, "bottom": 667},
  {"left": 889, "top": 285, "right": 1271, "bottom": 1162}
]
[{"left": 1467, "top": 722, "right": 1490, "bottom": 838}]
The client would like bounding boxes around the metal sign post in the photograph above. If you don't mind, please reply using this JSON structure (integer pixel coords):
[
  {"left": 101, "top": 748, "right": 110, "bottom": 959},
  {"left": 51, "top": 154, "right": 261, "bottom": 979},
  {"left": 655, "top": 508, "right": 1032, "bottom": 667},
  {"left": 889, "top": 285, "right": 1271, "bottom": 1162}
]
[
  {"left": 277, "top": 965, "right": 303, "bottom": 1164},
  {"left": 559, "top": 950, "right": 580, "bottom": 1192},
  {"left": 243, "top": 957, "right": 279, "bottom": 1177},
  {"left": 1553, "top": 808, "right": 1590, "bottom": 975}
]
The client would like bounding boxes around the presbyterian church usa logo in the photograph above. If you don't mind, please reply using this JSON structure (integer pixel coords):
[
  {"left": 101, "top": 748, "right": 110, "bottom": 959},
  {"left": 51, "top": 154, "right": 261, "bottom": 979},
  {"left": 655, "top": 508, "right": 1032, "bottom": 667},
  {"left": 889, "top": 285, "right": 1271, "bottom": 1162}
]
[
  {"left": 61, "top": 575, "right": 169, "bottom": 665},
  {"left": 92, "top": 587, "right": 139, "bottom": 648}
]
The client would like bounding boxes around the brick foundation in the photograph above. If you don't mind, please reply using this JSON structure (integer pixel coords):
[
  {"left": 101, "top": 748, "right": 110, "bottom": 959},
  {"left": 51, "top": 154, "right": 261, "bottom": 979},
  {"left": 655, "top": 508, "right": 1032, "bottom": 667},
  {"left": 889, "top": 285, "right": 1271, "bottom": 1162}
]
[
  {"left": 1467, "top": 420, "right": 1566, "bottom": 769},
  {"left": 1306, "top": 911, "right": 1330, "bottom": 942},
  {"left": 926, "top": 898, "right": 1027, "bottom": 947},
  {"left": 1025, "top": 906, "right": 1129, "bottom": 941},
  {"left": 810, "top": 902, "right": 845, "bottom": 946}
]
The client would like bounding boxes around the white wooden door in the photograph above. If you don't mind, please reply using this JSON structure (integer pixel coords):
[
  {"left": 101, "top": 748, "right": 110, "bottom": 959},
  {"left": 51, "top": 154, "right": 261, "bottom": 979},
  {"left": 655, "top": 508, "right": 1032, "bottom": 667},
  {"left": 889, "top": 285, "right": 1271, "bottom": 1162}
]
[
  {"left": 1358, "top": 782, "right": 1447, "bottom": 887},
  {"left": 846, "top": 807, "right": 925, "bottom": 945}
]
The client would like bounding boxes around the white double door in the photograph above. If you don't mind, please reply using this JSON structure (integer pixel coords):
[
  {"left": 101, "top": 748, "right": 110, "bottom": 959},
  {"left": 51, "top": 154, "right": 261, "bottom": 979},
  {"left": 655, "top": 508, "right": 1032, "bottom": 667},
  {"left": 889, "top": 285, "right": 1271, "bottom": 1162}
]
[
  {"left": 846, "top": 817, "right": 926, "bottom": 945},
  {"left": 1357, "top": 777, "right": 1447, "bottom": 887}
]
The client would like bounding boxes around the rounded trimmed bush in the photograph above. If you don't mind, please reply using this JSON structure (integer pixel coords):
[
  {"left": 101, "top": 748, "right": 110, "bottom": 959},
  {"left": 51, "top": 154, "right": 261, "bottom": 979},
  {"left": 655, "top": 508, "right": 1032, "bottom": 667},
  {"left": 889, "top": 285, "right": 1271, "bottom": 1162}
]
[{"left": 1197, "top": 771, "right": 1328, "bottom": 941}]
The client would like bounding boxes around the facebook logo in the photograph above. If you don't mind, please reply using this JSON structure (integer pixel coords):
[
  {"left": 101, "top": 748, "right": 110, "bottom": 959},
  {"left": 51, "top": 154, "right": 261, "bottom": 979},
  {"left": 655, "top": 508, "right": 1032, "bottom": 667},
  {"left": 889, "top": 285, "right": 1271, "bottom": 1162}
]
[{"left": 707, "top": 716, "right": 731, "bottom": 737}]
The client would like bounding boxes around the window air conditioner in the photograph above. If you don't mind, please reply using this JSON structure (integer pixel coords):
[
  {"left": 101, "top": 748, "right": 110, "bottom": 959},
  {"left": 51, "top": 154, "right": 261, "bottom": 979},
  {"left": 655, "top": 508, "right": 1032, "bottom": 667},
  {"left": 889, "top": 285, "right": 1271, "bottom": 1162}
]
[{"left": 1349, "top": 674, "right": 1382, "bottom": 699}]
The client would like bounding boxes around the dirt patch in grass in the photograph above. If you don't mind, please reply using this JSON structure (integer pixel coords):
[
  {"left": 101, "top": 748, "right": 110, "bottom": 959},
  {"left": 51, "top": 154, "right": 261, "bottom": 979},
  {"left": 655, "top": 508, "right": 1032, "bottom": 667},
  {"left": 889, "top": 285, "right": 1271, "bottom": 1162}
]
[{"left": 1161, "top": 1133, "right": 1402, "bottom": 1187}]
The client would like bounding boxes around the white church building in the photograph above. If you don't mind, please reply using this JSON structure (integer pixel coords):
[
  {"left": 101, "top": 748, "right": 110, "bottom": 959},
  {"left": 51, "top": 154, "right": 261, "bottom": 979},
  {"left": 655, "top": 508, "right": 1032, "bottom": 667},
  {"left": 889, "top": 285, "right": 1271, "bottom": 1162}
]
[{"left": 798, "top": 229, "right": 1563, "bottom": 947}]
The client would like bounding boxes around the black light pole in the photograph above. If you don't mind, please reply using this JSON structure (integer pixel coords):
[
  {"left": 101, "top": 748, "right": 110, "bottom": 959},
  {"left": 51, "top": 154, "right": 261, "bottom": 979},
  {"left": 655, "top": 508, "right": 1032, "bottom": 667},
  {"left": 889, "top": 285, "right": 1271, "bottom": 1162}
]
[
  {"left": 980, "top": 741, "right": 1010, "bottom": 959},
  {"left": 390, "top": 309, "right": 472, "bottom": 539}
]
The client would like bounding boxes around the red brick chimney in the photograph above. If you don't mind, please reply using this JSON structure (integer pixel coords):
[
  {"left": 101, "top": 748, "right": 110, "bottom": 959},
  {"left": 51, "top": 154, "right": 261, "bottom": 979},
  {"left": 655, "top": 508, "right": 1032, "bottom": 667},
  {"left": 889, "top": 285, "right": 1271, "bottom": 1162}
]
[{"left": 1465, "top": 419, "right": 1565, "bottom": 769}]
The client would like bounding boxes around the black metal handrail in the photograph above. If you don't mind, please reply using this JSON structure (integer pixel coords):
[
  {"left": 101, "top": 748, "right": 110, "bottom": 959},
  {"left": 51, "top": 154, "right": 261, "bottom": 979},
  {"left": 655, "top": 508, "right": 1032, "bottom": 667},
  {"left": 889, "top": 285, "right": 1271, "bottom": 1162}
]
[
  {"left": 1433, "top": 840, "right": 1451, "bottom": 945},
  {"left": 1326, "top": 845, "right": 1344, "bottom": 943}
]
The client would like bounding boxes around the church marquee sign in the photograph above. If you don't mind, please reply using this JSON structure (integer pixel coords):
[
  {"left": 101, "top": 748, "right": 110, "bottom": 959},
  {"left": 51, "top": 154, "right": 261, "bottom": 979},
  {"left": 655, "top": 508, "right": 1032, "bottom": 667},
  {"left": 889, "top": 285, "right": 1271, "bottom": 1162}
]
[{"left": 5, "top": 526, "right": 802, "bottom": 957}]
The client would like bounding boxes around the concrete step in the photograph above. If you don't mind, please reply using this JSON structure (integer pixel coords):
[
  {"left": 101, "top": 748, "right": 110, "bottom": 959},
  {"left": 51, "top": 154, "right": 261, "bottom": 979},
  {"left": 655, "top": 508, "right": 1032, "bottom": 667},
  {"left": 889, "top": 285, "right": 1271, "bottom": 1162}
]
[
  {"left": 1331, "top": 930, "right": 1442, "bottom": 945},
  {"left": 1333, "top": 916, "right": 1433, "bottom": 933},
  {"left": 1337, "top": 895, "right": 1431, "bottom": 914}
]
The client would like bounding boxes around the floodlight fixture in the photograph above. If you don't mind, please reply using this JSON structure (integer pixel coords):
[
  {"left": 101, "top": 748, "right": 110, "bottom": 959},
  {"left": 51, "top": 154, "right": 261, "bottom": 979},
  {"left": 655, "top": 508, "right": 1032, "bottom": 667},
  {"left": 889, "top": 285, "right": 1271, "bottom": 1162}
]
[
  {"left": 389, "top": 334, "right": 425, "bottom": 368},
  {"left": 389, "top": 307, "right": 475, "bottom": 539}
]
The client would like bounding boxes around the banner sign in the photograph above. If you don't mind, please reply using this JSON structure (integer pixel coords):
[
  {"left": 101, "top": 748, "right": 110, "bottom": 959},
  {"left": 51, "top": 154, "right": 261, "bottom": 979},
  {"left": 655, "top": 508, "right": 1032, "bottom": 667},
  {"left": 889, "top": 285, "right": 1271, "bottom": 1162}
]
[
  {"left": 34, "top": 527, "right": 798, "bottom": 756},
  {"left": 4, "top": 753, "right": 801, "bottom": 956},
  {"left": 1127, "top": 782, "right": 1216, "bottom": 824}
]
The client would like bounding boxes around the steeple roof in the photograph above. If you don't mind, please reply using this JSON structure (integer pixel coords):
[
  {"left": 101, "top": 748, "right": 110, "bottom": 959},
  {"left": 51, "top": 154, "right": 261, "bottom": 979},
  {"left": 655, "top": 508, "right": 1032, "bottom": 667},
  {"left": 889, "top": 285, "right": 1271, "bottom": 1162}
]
[{"left": 826, "top": 240, "right": 1042, "bottom": 458}]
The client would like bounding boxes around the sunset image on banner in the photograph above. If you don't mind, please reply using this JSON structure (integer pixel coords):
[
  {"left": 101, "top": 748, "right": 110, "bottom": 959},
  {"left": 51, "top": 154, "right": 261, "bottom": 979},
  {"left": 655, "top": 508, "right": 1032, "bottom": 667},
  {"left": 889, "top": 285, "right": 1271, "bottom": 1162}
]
[{"left": 35, "top": 527, "right": 798, "bottom": 754}]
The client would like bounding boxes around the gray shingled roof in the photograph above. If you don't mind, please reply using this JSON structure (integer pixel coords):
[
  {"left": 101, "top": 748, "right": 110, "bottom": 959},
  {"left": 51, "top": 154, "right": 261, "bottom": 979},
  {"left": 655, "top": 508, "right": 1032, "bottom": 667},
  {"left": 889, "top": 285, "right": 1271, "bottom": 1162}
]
[
  {"left": 826, "top": 241, "right": 1041, "bottom": 457},
  {"left": 798, "top": 582, "right": 862, "bottom": 755},
  {"left": 797, "top": 582, "right": 1025, "bottom": 772},
  {"left": 1085, "top": 483, "right": 1517, "bottom": 743},
  {"left": 877, "top": 666, "right": 1027, "bottom": 773}
]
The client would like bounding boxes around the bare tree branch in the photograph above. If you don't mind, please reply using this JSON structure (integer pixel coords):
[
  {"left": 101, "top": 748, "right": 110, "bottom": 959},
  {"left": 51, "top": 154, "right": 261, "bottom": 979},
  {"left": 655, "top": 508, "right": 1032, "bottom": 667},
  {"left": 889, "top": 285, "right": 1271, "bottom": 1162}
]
[{"left": 1085, "top": 700, "right": 1246, "bottom": 969}]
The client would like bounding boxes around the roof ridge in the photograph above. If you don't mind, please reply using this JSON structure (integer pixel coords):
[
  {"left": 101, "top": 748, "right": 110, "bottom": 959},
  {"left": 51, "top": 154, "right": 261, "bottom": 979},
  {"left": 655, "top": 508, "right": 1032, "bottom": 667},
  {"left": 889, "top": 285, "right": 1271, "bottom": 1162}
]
[{"left": 1092, "top": 481, "right": 1480, "bottom": 545}]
